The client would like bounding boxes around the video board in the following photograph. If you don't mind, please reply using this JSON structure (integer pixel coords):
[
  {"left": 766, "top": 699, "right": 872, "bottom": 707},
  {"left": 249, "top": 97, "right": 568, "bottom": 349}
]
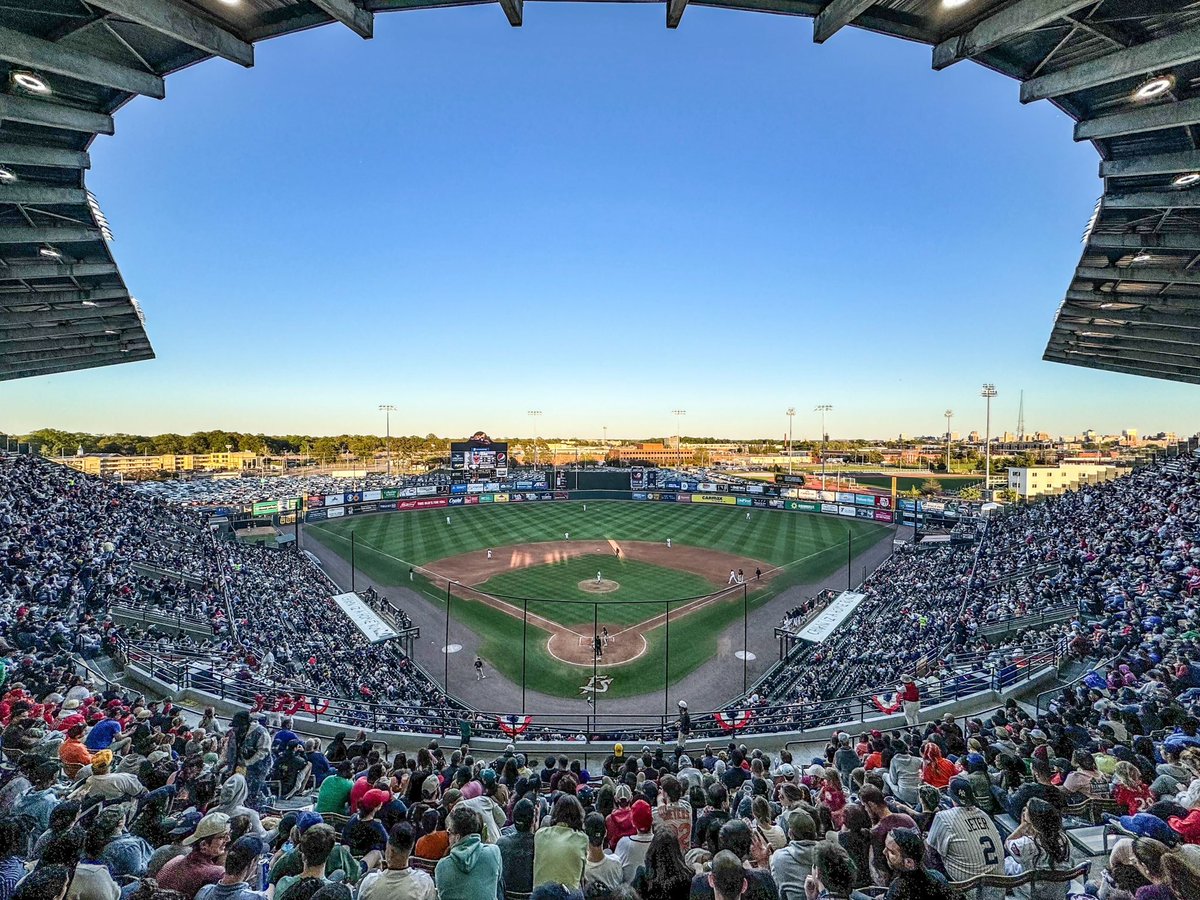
[{"left": 450, "top": 432, "right": 509, "bottom": 477}]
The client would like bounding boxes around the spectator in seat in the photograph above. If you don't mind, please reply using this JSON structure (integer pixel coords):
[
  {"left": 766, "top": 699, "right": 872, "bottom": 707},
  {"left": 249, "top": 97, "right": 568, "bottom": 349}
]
[
  {"left": 495, "top": 799, "right": 535, "bottom": 895},
  {"left": 195, "top": 835, "right": 269, "bottom": 900},
  {"left": 770, "top": 809, "right": 819, "bottom": 900},
  {"left": 614, "top": 799, "right": 654, "bottom": 884},
  {"left": 533, "top": 794, "right": 587, "bottom": 890},
  {"left": 357, "top": 823, "right": 435, "bottom": 900},
  {"left": 1003, "top": 799, "right": 1071, "bottom": 900},
  {"left": 926, "top": 778, "right": 1004, "bottom": 889},
  {"left": 582, "top": 812, "right": 622, "bottom": 891},
  {"left": 881, "top": 828, "right": 954, "bottom": 900},
  {"left": 156, "top": 812, "right": 232, "bottom": 899},
  {"left": 435, "top": 806, "right": 502, "bottom": 900}
]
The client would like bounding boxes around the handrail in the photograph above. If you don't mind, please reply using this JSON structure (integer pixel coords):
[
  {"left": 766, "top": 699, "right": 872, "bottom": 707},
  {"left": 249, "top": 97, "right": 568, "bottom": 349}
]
[
  {"left": 1035, "top": 647, "right": 1123, "bottom": 717},
  {"left": 113, "top": 633, "right": 1068, "bottom": 743}
]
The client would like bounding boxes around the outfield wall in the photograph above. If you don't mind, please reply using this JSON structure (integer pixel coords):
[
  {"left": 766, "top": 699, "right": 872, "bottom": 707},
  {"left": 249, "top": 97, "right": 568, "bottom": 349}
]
[{"left": 298, "top": 488, "right": 897, "bottom": 526}]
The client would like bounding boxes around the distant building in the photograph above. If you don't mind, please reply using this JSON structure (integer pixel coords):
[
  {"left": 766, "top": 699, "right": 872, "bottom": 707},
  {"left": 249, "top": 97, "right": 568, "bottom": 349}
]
[
  {"left": 607, "top": 442, "right": 688, "bottom": 465},
  {"left": 54, "top": 450, "right": 261, "bottom": 478},
  {"left": 1006, "top": 461, "right": 1124, "bottom": 500}
]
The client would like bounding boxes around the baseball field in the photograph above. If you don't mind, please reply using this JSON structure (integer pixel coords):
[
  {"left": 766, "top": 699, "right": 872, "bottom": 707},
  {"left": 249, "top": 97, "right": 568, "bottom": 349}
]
[{"left": 305, "top": 501, "right": 889, "bottom": 700}]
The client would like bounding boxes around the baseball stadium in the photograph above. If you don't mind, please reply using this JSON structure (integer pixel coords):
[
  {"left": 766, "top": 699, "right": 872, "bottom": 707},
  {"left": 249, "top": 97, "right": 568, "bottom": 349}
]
[{"left": 4, "top": 3, "right": 1200, "bottom": 898}]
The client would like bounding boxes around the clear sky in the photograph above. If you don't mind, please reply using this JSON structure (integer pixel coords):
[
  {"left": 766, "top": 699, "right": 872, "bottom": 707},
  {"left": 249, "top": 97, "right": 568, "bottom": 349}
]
[{"left": 4, "top": 6, "right": 1197, "bottom": 441}]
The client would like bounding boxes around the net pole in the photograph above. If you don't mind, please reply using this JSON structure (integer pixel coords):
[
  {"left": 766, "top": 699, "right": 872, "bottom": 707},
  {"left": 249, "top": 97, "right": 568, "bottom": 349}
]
[
  {"left": 521, "top": 598, "right": 528, "bottom": 715},
  {"left": 742, "top": 583, "right": 748, "bottom": 694},
  {"left": 593, "top": 602, "right": 599, "bottom": 732},
  {"left": 443, "top": 581, "right": 451, "bottom": 697},
  {"left": 350, "top": 531, "right": 356, "bottom": 592},
  {"left": 663, "top": 600, "right": 669, "bottom": 726}
]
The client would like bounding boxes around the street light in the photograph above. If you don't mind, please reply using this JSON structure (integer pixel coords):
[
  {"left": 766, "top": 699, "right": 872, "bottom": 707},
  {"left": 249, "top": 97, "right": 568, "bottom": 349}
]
[
  {"left": 786, "top": 408, "right": 796, "bottom": 474},
  {"left": 527, "top": 410, "right": 542, "bottom": 469},
  {"left": 815, "top": 404, "right": 832, "bottom": 489},
  {"left": 671, "top": 410, "right": 687, "bottom": 466},
  {"left": 379, "top": 404, "right": 396, "bottom": 477},
  {"left": 944, "top": 409, "right": 954, "bottom": 473},
  {"left": 981, "top": 384, "right": 998, "bottom": 496}
]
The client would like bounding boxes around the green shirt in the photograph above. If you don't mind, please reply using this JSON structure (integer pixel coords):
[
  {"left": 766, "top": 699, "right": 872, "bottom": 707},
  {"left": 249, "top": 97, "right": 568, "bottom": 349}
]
[
  {"left": 315, "top": 776, "right": 354, "bottom": 814},
  {"left": 275, "top": 874, "right": 330, "bottom": 900},
  {"left": 532, "top": 825, "right": 587, "bottom": 889},
  {"left": 268, "top": 845, "right": 361, "bottom": 886}
]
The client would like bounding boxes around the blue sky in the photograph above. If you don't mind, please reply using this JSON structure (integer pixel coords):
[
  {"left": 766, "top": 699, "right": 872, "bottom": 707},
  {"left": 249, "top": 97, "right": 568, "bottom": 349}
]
[{"left": 5, "top": 6, "right": 1197, "bottom": 441}]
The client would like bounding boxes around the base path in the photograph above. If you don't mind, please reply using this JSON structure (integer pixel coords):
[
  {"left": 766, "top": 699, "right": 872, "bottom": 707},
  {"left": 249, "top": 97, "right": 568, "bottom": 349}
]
[{"left": 426, "top": 539, "right": 775, "bottom": 591}]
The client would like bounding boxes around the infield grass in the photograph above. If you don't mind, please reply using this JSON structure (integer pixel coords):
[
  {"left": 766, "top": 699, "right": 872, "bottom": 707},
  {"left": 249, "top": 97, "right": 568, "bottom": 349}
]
[{"left": 306, "top": 502, "right": 889, "bottom": 700}]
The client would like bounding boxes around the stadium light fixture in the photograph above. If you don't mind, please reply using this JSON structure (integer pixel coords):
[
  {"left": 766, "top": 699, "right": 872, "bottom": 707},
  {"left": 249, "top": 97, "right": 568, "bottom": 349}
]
[
  {"left": 1133, "top": 75, "right": 1174, "bottom": 101},
  {"left": 1131, "top": 252, "right": 1153, "bottom": 264},
  {"left": 814, "top": 404, "right": 832, "bottom": 489},
  {"left": 980, "top": 385, "right": 997, "bottom": 496},
  {"left": 38, "top": 246, "right": 63, "bottom": 260},
  {"left": 11, "top": 70, "right": 50, "bottom": 95},
  {"left": 786, "top": 408, "right": 795, "bottom": 474},
  {"left": 81, "top": 300, "right": 98, "bottom": 308},
  {"left": 942, "top": 0, "right": 973, "bottom": 7},
  {"left": 0, "top": 167, "right": 17, "bottom": 184},
  {"left": 104, "top": 329, "right": 118, "bottom": 335},
  {"left": 527, "top": 410, "right": 542, "bottom": 469},
  {"left": 378, "top": 404, "right": 396, "bottom": 477},
  {"left": 1174, "top": 173, "right": 1200, "bottom": 187}
]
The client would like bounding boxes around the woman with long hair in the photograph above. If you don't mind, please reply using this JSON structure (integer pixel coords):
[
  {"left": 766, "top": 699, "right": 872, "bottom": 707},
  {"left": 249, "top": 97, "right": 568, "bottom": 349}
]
[
  {"left": 1127, "top": 837, "right": 1173, "bottom": 900},
  {"left": 632, "top": 829, "right": 693, "bottom": 900},
  {"left": 836, "top": 804, "right": 873, "bottom": 890},
  {"left": 751, "top": 797, "right": 786, "bottom": 851},
  {"left": 1112, "top": 762, "right": 1152, "bottom": 816},
  {"left": 1161, "top": 849, "right": 1200, "bottom": 900},
  {"left": 920, "top": 743, "right": 959, "bottom": 790},
  {"left": 1063, "top": 750, "right": 1107, "bottom": 800},
  {"left": 819, "top": 770, "right": 848, "bottom": 830},
  {"left": 325, "top": 732, "right": 348, "bottom": 763},
  {"left": 1004, "top": 798, "right": 1071, "bottom": 899}
]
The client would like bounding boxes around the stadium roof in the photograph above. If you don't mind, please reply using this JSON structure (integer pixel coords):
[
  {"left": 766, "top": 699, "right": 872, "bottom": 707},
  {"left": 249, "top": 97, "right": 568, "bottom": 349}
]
[{"left": 2, "top": 2, "right": 1199, "bottom": 383}]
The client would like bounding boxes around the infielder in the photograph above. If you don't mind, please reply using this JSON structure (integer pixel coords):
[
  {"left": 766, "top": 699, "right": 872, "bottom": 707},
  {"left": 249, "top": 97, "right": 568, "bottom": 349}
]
[
  {"left": 596, "top": 571, "right": 602, "bottom": 583},
  {"left": 486, "top": 548, "right": 493, "bottom": 560},
  {"left": 666, "top": 538, "right": 671, "bottom": 549}
]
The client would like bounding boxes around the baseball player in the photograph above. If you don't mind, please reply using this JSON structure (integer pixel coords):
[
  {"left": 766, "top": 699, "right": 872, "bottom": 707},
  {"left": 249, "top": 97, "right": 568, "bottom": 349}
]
[
  {"left": 601, "top": 626, "right": 609, "bottom": 646},
  {"left": 564, "top": 532, "right": 569, "bottom": 540},
  {"left": 596, "top": 571, "right": 602, "bottom": 583},
  {"left": 593, "top": 635, "right": 603, "bottom": 659},
  {"left": 486, "top": 548, "right": 493, "bottom": 560},
  {"left": 666, "top": 538, "right": 671, "bottom": 549},
  {"left": 474, "top": 656, "right": 485, "bottom": 680},
  {"left": 728, "top": 569, "right": 736, "bottom": 585},
  {"left": 446, "top": 516, "right": 451, "bottom": 525}
]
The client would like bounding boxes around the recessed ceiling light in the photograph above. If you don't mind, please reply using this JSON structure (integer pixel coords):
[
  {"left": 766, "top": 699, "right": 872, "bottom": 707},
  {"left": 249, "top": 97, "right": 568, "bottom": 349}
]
[
  {"left": 81, "top": 300, "right": 98, "bottom": 308},
  {"left": 217, "top": 0, "right": 241, "bottom": 5},
  {"left": 38, "top": 246, "right": 63, "bottom": 260},
  {"left": 1080, "top": 331, "right": 1116, "bottom": 338},
  {"left": 1133, "top": 75, "right": 1174, "bottom": 101},
  {"left": 11, "top": 70, "right": 50, "bottom": 95},
  {"left": 0, "top": 167, "right": 16, "bottom": 184},
  {"left": 942, "top": 0, "right": 973, "bottom": 6},
  {"left": 1131, "top": 252, "right": 1153, "bottom": 263},
  {"left": 104, "top": 329, "right": 118, "bottom": 335},
  {"left": 1174, "top": 173, "right": 1200, "bottom": 187}
]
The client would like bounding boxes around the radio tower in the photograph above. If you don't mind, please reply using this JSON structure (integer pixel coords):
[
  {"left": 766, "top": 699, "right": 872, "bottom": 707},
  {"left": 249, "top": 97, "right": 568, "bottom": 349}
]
[{"left": 1017, "top": 390, "right": 1025, "bottom": 440}]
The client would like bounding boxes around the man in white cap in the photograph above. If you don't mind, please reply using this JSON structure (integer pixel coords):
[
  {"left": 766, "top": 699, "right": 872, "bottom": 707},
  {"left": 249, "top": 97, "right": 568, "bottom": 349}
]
[
  {"left": 676, "top": 701, "right": 691, "bottom": 745},
  {"left": 157, "top": 812, "right": 231, "bottom": 898},
  {"left": 899, "top": 674, "right": 920, "bottom": 726}
]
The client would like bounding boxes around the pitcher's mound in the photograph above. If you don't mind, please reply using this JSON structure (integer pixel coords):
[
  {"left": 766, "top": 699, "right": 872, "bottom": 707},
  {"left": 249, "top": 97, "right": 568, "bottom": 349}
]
[{"left": 578, "top": 579, "right": 619, "bottom": 594}]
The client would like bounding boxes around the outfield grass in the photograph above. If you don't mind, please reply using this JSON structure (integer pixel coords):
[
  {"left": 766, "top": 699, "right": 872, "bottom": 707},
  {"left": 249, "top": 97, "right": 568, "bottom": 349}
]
[
  {"left": 306, "top": 502, "right": 889, "bottom": 700},
  {"left": 476, "top": 555, "right": 718, "bottom": 628}
]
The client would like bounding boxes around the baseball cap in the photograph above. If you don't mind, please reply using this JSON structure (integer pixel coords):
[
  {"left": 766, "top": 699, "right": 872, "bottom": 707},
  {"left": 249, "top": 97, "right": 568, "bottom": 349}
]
[
  {"left": 947, "top": 778, "right": 976, "bottom": 807},
  {"left": 631, "top": 799, "right": 653, "bottom": 832},
  {"left": 166, "top": 809, "right": 203, "bottom": 839},
  {"left": 776, "top": 763, "right": 795, "bottom": 778},
  {"left": 359, "top": 789, "right": 391, "bottom": 811},
  {"left": 183, "top": 812, "right": 231, "bottom": 846},
  {"left": 1029, "top": 729, "right": 1048, "bottom": 741},
  {"left": 481, "top": 769, "right": 497, "bottom": 786},
  {"left": 614, "top": 784, "right": 633, "bottom": 805},
  {"left": 805, "top": 765, "right": 826, "bottom": 779},
  {"left": 613, "top": 743, "right": 624, "bottom": 757},
  {"left": 296, "top": 811, "right": 324, "bottom": 833},
  {"left": 421, "top": 775, "right": 441, "bottom": 798}
]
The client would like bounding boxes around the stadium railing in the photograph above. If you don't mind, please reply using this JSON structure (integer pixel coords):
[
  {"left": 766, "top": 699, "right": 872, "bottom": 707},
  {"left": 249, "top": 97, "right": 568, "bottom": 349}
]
[
  {"left": 975, "top": 602, "right": 1077, "bottom": 638},
  {"left": 114, "top": 634, "right": 1068, "bottom": 744}
]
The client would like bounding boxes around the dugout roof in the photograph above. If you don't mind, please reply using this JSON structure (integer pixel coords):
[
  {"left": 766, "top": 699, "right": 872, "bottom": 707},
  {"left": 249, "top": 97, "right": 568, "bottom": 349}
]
[{"left": 2, "top": 2, "right": 1199, "bottom": 383}]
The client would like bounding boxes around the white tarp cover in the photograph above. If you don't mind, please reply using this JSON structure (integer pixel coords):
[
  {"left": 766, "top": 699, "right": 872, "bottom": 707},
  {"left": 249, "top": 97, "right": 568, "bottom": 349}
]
[
  {"left": 794, "top": 591, "right": 866, "bottom": 644},
  {"left": 332, "top": 592, "right": 399, "bottom": 643}
]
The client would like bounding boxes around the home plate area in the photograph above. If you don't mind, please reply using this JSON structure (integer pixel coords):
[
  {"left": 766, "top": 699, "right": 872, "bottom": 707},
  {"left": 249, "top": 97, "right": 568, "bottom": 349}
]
[{"left": 545, "top": 626, "right": 647, "bottom": 667}]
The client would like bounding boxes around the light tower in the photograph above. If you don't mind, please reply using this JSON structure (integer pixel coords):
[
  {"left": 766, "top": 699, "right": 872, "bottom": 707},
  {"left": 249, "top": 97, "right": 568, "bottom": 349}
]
[
  {"left": 378, "top": 404, "right": 396, "bottom": 477},
  {"left": 527, "top": 410, "right": 542, "bottom": 469},
  {"left": 671, "top": 410, "right": 687, "bottom": 466},
  {"left": 981, "top": 384, "right": 998, "bottom": 495},
  {"left": 815, "top": 404, "right": 832, "bottom": 489},
  {"left": 943, "top": 409, "right": 954, "bottom": 473},
  {"left": 786, "top": 407, "right": 796, "bottom": 474}
]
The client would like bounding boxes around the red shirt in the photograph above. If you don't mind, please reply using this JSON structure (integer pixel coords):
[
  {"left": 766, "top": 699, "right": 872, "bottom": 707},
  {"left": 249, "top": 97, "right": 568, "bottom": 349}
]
[{"left": 899, "top": 683, "right": 920, "bottom": 703}]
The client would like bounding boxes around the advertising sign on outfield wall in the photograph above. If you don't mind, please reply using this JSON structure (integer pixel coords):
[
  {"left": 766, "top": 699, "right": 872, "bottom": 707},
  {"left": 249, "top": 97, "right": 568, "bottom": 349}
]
[
  {"left": 838, "top": 505, "right": 857, "bottom": 517},
  {"left": 837, "top": 492, "right": 857, "bottom": 504},
  {"left": 464, "top": 496, "right": 480, "bottom": 505},
  {"left": 874, "top": 510, "right": 894, "bottom": 522},
  {"left": 307, "top": 494, "right": 325, "bottom": 508},
  {"left": 692, "top": 494, "right": 737, "bottom": 505},
  {"left": 736, "top": 497, "right": 753, "bottom": 507},
  {"left": 448, "top": 497, "right": 464, "bottom": 506},
  {"left": 382, "top": 488, "right": 401, "bottom": 500},
  {"left": 479, "top": 494, "right": 494, "bottom": 503},
  {"left": 875, "top": 496, "right": 893, "bottom": 508},
  {"left": 493, "top": 493, "right": 509, "bottom": 503},
  {"left": 326, "top": 507, "right": 345, "bottom": 519},
  {"left": 855, "top": 494, "right": 875, "bottom": 506},
  {"left": 253, "top": 500, "right": 279, "bottom": 516},
  {"left": 305, "top": 509, "right": 328, "bottom": 522},
  {"left": 786, "top": 500, "right": 821, "bottom": 512},
  {"left": 363, "top": 490, "right": 382, "bottom": 502}
]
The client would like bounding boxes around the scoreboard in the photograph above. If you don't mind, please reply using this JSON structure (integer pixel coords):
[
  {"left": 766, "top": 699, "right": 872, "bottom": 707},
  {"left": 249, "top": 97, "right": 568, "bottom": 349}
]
[{"left": 450, "top": 432, "right": 509, "bottom": 477}]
